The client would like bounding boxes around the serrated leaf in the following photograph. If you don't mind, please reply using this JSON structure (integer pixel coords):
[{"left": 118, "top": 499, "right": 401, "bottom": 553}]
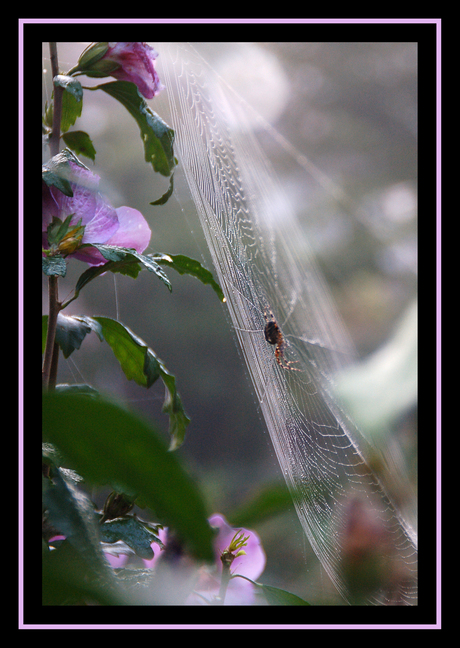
[
  {"left": 150, "top": 253, "right": 225, "bottom": 302},
  {"left": 90, "top": 244, "right": 172, "bottom": 292},
  {"left": 55, "top": 83, "right": 83, "bottom": 134},
  {"left": 96, "top": 80, "right": 176, "bottom": 177},
  {"left": 44, "top": 76, "right": 82, "bottom": 136},
  {"left": 62, "top": 130, "right": 96, "bottom": 161},
  {"left": 42, "top": 392, "right": 214, "bottom": 562},
  {"left": 65, "top": 245, "right": 171, "bottom": 310}
]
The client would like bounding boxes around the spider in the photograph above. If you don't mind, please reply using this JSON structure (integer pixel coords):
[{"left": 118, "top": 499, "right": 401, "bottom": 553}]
[{"left": 263, "top": 311, "right": 301, "bottom": 371}]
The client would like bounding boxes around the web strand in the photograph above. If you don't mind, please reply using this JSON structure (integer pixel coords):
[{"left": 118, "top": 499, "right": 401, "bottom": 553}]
[{"left": 159, "top": 42, "right": 417, "bottom": 605}]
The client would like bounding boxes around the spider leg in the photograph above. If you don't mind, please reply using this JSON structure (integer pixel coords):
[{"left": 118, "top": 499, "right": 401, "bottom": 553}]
[
  {"left": 275, "top": 342, "right": 301, "bottom": 371},
  {"left": 281, "top": 358, "right": 301, "bottom": 371},
  {"left": 264, "top": 308, "right": 302, "bottom": 371}
]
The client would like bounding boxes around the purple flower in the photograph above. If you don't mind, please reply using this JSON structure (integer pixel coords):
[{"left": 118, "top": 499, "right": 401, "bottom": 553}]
[
  {"left": 42, "top": 161, "right": 151, "bottom": 266},
  {"left": 103, "top": 513, "right": 266, "bottom": 605},
  {"left": 188, "top": 514, "right": 266, "bottom": 605},
  {"left": 102, "top": 42, "right": 164, "bottom": 99}
]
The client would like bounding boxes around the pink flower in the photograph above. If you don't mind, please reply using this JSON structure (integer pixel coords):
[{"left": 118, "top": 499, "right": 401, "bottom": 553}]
[
  {"left": 188, "top": 514, "right": 266, "bottom": 605},
  {"left": 103, "top": 514, "right": 266, "bottom": 605},
  {"left": 102, "top": 42, "right": 164, "bottom": 99},
  {"left": 42, "top": 161, "right": 151, "bottom": 266}
]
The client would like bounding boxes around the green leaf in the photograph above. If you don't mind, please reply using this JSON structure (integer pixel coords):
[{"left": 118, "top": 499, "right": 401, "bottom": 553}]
[
  {"left": 55, "top": 77, "right": 84, "bottom": 133},
  {"left": 64, "top": 244, "right": 171, "bottom": 308},
  {"left": 41, "top": 312, "right": 189, "bottom": 449},
  {"left": 42, "top": 316, "right": 47, "bottom": 354},
  {"left": 62, "top": 130, "right": 96, "bottom": 161},
  {"left": 45, "top": 214, "right": 86, "bottom": 258},
  {"left": 43, "top": 99, "right": 53, "bottom": 129},
  {"left": 42, "top": 314, "right": 103, "bottom": 358},
  {"left": 150, "top": 253, "right": 225, "bottom": 302},
  {"left": 43, "top": 76, "right": 83, "bottom": 136},
  {"left": 41, "top": 170, "right": 73, "bottom": 197},
  {"left": 46, "top": 214, "right": 75, "bottom": 245},
  {"left": 232, "top": 575, "right": 311, "bottom": 606},
  {"left": 43, "top": 541, "right": 124, "bottom": 605},
  {"left": 42, "top": 392, "right": 214, "bottom": 562},
  {"left": 96, "top": 80, "right": 176, "bottom": 177},
  {"left": 158, "top": 367, "right": 191, "bottom": 451},
  {"left": 58, "top": 313, "right": 102, "bottom": 358},
  {"left": 61, "top": 92, "right": 83, "bottom": 133},
  {"left": 100, "top": 516, "right": 164, "bottom": 560},
  {"left": 42, "top": 255, "right": 67, "bottom": 277},
  {"left": 259, "top": 584, "right": 311, "bottom": 606},
  {"left": 92, "top": 316, "right": 157, "bottom": 387},
  {"left": 55, "top": 383, "right": 100, "bottom": 398},
  {"left": 42, "top": 459, "right": 118, "bottom": 604},
  {"left": 43, "top": 464, "right": 103, "bottom": 562},
  {"left": 54, "top": 314, "right": 93, "bottom": 358},
  {"left": 53, "top": 74, "right": 83, "bottom": 101},
  {"left": 150, "top": 173, "right": 175, "bottom": 206},
  {"left": 82, "top": 244, "right": 172, "bottom": 292},
  {"left": 69, "top": 248, "right": 224, "bottom": 309},
  {"left": 42, "top": 148, "right": 89, "bottom": 196},
  {"left": 71, "top": 258, "right": 139, "bottom": 306},
  {"left": 92, "top": 316, "right": 191, "bottom": 449}
]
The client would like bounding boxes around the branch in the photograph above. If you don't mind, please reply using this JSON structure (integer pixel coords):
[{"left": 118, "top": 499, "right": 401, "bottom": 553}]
[
  {"left": 42, "top": 43, "right": 63, "bottom": 389},
  {"left": 42, "top": 275, "right": 61, "bottom": 390},
  {"left": 48, "top": 42, "right": 64, "bottom": 157}
]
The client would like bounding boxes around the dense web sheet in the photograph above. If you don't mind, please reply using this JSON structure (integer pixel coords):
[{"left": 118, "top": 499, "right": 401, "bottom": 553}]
[{"left": 159, "top": 42, "right": 417, "bottom": 605}]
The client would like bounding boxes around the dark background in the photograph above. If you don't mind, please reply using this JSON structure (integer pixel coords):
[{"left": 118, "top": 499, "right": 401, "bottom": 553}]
[{"left": 35, "top": 26, "right": 436, "bottom": 612}]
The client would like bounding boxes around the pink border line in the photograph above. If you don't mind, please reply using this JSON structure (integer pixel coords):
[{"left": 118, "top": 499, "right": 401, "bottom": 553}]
[{"left": 20, "top": 17, "right": 441, "bottom": 630}]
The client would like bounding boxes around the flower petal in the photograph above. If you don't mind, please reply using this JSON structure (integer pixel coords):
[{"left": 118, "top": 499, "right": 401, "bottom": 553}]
[
  {"left": 208, "top": 513, "right": 266, "bottom": 581},
  {"left": 104, "top": 42, "right": 164, "bottom": 99},
  {"left": 106, "top": 206, "right": 151, "bottom": 253}
]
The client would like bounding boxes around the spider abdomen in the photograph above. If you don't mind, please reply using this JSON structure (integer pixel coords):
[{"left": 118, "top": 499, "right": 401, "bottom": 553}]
[{"left": 264, "top": 321, "right": 280, "bottom": 345}]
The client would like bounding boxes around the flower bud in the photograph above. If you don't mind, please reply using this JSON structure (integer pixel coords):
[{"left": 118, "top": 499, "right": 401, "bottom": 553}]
[
  {"left": 57, "top": 224, "right": 86, "bottom": 255},
  {"left": 72, "top": 42, "right": 117, "bottom": 77}
]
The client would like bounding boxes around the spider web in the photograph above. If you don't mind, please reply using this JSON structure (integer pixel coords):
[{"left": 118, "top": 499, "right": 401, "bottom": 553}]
[{"left": 158, "top": 42, "right": 417, "bottom": 605}]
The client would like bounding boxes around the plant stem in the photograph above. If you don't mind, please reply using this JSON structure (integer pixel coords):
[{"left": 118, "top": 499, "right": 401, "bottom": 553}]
[
  {"left": 48, "top": 42, "right": 63, "bottom": 158},
  {"left": 212, "top": 551, "right": 234, "bottom": 605},
  {"left": 42, "top": 43, "right": 63, "bottom": 390},
  {"left": 42, "top": 275, "right": 61, "bottom": 390}
]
